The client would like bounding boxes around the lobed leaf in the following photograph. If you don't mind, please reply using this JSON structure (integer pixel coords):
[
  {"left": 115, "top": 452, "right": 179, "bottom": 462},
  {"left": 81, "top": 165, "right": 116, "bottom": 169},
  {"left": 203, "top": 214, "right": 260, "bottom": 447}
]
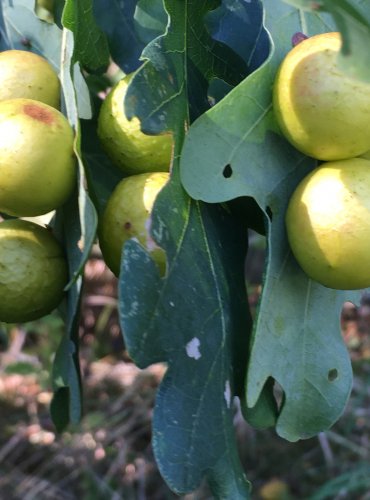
[
  {"left": 116, "top": 0, "right": 269, "bottom": 496},
  {"left": 180, "top": 0, "right": 364, "bottom": 441},
  {"left": 124, "top": 0, "right": 249, "bottom": 134},
  {"left": 120, "top": 169, "right": 252, "bottom": 498}
]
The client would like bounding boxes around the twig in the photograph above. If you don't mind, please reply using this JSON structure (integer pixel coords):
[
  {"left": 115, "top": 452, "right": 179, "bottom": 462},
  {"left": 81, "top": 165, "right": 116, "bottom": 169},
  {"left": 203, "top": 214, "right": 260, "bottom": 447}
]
[
  {"left": 0, "top": 432, "right": 24, "bottom": 462},
  {"left": 326, "top": 430, "right": 369, "bottom": 458},
  {"left": 318, "top": 432, "right": 334, "bottom": 468},
  {"left": 105, "top": 440, "right": 128, "bottom": 481}
]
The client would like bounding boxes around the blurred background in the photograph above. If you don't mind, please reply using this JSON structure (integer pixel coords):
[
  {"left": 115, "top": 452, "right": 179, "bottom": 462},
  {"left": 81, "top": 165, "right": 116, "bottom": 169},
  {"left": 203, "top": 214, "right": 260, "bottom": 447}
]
[{"left": 1, "top": 235, "right": 370, "bottom": 500}]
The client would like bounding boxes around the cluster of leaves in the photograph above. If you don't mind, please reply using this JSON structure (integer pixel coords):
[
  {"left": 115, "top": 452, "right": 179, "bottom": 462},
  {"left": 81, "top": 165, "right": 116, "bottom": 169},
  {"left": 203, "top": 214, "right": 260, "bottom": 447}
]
[{"left": 1, "top": 0, "right": 370, "bottom": 497}]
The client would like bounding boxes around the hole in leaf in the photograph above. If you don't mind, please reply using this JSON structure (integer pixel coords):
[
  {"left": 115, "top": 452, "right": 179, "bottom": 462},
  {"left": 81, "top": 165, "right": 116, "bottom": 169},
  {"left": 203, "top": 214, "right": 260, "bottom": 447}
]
[
  {"left": 208, "top": 78, "right": 234, "bottom": 107},
  {"left": 328, "top": 368, "right": 338, "bottom": 381},
  {"left": 21, "top": 37, "right": 32, "bottom": 48},
  {"left": 266, "top": 206, "right": 273, "bottom": 221},
  {"left": 245, "top": 229, "right": 266, "bottom": 285},
  {"left": 223, "top": 164, "right": 233, "bottom": 178},
  {"left": 341, "top": 301, "right": 357, "bottom": 323}
]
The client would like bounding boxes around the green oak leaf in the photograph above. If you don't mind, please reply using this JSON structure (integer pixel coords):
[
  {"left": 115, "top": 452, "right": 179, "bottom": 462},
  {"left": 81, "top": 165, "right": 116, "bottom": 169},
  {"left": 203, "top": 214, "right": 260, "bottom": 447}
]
[
  {"left": 51, "top": 29, "right": 98, "bottom": 431},
  {"left": 116, "top": 0, "right": 268, "bottom": 496},
  {"left": 124, "top": 0, "right": 249, "bottom": 133},
  {"left": 180, "top": 0, "right": 364, "bottom": 441},
  {"left": 120, "top": 169, "right": 252, "bottom": 498}
]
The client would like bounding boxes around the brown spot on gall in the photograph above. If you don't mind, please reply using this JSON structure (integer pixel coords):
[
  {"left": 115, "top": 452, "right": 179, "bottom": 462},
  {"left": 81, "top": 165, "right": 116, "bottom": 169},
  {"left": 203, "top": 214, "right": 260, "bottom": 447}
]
[
  {"left": 124, "top": 222, "right": 132, "bottom": 230},
  {"left": 292, "top": 32, "right": 309, "bottom": 47},
  {"left": 23, "top": 103, "right": 55, "bottom": 124}
]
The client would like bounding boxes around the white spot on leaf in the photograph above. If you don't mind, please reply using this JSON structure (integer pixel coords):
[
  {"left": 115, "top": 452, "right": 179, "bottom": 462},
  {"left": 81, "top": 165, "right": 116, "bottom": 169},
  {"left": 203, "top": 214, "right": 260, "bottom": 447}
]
[
  {"left": 152, "top": 216, "right": 165, "bottom": 242},
  {"left": 125, "top": 300, "right": 139, "bottom": 318},
  {"left": 224, "top": 380, "right": 231, "bottom": 408},
  {"left": 186, "top": 337, "right": 201, "bottom": 360},
  {"left": 145, "top": 217, "right": 160, "bottom": 252}
]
